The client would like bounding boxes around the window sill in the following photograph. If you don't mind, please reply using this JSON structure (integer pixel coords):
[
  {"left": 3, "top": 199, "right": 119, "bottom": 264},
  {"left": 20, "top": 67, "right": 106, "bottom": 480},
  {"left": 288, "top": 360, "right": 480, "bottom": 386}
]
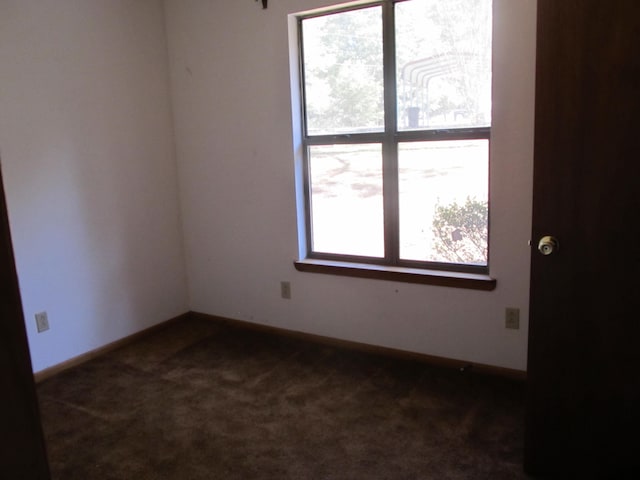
[{"left": 294, "top": 259, "right": 496, "bottom": 291}]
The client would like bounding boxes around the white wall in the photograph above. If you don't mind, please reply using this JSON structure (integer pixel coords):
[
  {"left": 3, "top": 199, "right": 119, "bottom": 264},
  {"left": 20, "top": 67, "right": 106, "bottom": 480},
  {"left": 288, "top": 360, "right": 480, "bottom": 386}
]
[
  {"left": 165, "top": 0, "right": 537, "bottom": 371},
  {"left": 0, "top": 0, "right": 535, "bottom": 374},
  {"left": 0, "top": 0, "right": 188, "bottom": 372}
]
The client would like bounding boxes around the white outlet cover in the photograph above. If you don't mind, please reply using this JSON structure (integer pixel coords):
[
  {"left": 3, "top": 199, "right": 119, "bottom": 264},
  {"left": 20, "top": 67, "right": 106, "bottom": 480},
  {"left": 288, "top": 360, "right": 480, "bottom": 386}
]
[{"left": 35, "top": 311, "right": 49, "bottom": 333}]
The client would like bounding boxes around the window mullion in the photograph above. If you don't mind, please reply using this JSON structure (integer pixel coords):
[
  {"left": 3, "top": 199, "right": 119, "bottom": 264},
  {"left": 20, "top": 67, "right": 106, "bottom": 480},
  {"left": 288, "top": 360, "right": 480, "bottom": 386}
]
[{"left": 382, "top": 0, "right": 399, "bottom": 264}]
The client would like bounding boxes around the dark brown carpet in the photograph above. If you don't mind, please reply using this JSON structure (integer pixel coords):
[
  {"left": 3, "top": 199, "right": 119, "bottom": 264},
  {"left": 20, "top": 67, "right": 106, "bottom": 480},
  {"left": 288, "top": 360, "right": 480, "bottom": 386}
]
[{"left": 37, "top": 316, "right": 531, "bottom": 479}]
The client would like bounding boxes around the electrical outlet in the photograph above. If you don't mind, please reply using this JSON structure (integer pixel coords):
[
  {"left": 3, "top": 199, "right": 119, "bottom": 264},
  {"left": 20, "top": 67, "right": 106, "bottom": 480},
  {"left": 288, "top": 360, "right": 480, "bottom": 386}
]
[
  {"left": 280, "top": 281, "right": 291, "bottom": 299},
  {"left": 35, "top": 311, "right": 49, "bottom": 333},
  {"left": 505, "top": 308, "right": 520, "bottom": 329}
]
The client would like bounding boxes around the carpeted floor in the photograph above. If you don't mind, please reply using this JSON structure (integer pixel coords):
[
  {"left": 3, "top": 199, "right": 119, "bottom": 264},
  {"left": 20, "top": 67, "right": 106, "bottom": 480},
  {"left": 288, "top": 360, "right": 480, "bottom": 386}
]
[{"left": 37, "top": 316, "right": 531, "bottom": 479}]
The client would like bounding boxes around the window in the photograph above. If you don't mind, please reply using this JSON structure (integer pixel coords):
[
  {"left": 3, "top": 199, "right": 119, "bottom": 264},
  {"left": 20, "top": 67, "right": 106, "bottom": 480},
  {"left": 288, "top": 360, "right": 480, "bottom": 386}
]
[{"left": 293, "top": 0, "right": 493, "bottom": 286}]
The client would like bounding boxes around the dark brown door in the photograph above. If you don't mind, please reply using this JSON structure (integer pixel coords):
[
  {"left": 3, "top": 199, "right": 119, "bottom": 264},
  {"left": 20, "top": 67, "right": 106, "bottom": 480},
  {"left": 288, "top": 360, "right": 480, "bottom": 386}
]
[
  {"left": 0, "top": 165, "right": 50, "bottom": 478},
  {"left": 525, "top": 0, "right": 640, "bottom": 476}
]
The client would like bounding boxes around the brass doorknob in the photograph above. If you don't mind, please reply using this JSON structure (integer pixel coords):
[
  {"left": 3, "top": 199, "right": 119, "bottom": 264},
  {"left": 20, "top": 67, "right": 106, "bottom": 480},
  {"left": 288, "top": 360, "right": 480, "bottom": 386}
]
[{"left": 538, "top": 236, "right": 559, "bottom": 255}]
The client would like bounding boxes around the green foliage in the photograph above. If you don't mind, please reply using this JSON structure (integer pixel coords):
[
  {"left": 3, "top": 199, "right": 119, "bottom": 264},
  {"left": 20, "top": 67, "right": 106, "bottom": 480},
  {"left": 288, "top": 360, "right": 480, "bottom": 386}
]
[
  {"left": 432, "top": 197, "right": 487, "bottom": 264},
  {"left": 304, "top": 7, "right": 383, "bottom": 132},
  {"left": 303, "top": 0, "right": 491, "bottom": 132}
]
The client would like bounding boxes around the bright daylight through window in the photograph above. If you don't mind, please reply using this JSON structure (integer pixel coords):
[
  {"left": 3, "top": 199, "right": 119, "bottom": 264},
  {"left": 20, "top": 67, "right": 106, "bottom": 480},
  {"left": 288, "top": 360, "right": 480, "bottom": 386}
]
[{"left": 297, "top": 0, "right": 492, "bottom": 274}]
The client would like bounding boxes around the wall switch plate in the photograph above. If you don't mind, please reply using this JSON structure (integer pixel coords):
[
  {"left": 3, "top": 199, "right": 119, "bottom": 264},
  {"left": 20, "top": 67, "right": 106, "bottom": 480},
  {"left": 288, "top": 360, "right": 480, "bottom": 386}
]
[
  {"left": 505, "top": 308, "right": 520, "bottom": 329},
  {"left": 280, "top": 281, "right": 291, "bottom": 299},
  {"left": 35, "top": 311, "right": 49, "bottom": 333}
]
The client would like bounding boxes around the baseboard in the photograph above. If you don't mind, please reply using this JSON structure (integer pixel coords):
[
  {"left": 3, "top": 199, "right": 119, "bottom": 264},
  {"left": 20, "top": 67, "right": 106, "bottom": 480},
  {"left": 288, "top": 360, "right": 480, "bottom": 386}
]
[
  {"left": 191, "top": 312, "right": 527, "bottom": 382},
  {"left": 33, "top": 312, "right": 191, "bottom": 383},
  {"left": 34, "top": 311, "right": 526, "bottom": 383}
]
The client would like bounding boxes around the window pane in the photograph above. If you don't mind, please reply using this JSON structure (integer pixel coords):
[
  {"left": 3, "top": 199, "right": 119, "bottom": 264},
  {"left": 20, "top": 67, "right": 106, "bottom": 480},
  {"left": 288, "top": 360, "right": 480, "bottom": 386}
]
[
  {"left": 396, "top": 0, "right": 492, "bottom": 130},
  {"left": 302, "top": 7, "right": 384, "bottom": 135},
  {"left": 399, "top": 140, "right": 488, "bottom": 265},
  {"left": 309, "top": 144, "right": 384, "bottom": 257}
]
